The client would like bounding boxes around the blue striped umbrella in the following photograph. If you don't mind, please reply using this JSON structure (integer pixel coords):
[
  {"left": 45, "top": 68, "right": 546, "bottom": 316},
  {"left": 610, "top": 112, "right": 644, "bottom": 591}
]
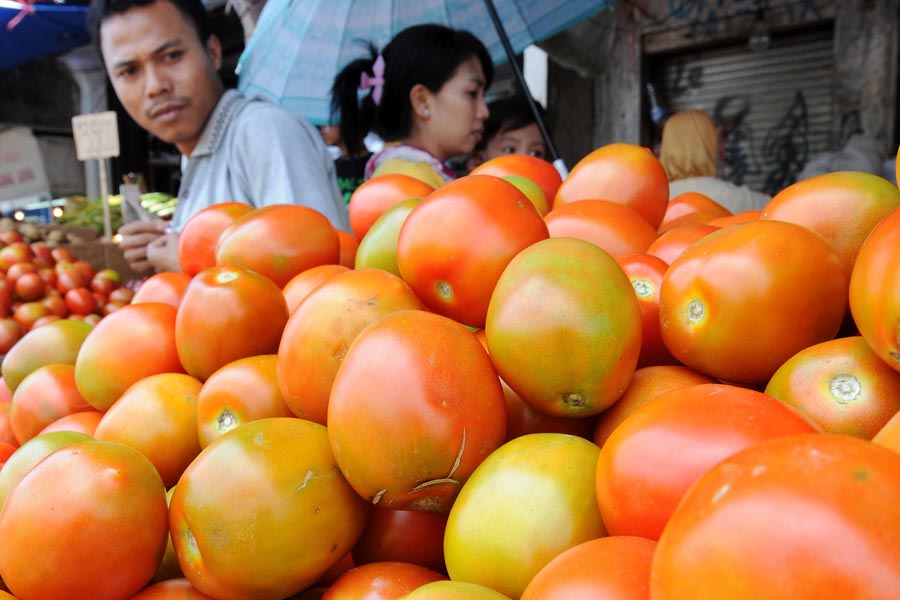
[{"left": 236, "top": 0, "right": 612, "bottom": 167}]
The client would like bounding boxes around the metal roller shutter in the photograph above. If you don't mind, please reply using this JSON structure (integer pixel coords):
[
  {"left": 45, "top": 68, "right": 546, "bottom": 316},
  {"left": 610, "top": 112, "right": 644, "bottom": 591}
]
[{"left": 654, "top": 27, "right": 834, "bottom": 196}]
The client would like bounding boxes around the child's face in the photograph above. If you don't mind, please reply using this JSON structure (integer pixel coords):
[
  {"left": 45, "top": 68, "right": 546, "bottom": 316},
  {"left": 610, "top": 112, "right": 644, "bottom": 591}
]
[{"left": 483, "top": 122, "right": 547, "bottom": 160}]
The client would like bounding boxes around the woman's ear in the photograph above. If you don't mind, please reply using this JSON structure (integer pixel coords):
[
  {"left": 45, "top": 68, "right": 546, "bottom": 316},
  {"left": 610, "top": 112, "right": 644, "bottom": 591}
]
[
  {"left": 206, "top": 34, "right": 223, "bottom": 71},
  {"left": 409, "top": 84, "right": 432, "bottom": 119}
]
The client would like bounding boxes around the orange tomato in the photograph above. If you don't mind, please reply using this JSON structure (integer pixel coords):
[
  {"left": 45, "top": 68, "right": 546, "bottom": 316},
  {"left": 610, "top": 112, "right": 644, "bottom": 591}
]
[
  {"left": 659, "top": 220, "right": 848, "bottom": 384},
  {"left": 873, "top": 410, "right": 900, "bottom": 453},
  {"left": 658, "top": 191, "right": 732, "bottom": 233},
  {"left": 9, "top": 363, "right": 92, "bottom": 444},
  {"left": 706, "top": 209, "right": 760, "bottom": 227},
  {"left": 351, "top": 508, "right": 448, "bottom": 574},
  {"left": 651, "top": 434, "right": 900, "bottom": 599},
  {"left": 278, "top": 269, "right": 425, "bottom": 425},
  {"left": 485, "top": 237, "right": 642, "bottom": 418},
  {"left": 178, "top": 201, "right": 254, "bottom": 276},
  {"left": 175, "top": 265, "right": 288, "bottom": 381},
  {"left": 849, "top": 207, "right": 900, "bottom": 373},
  {"left": 521, "top": 536, "right": 656, "bottom": 600},
  {"left": 760, "top": 171, "right": 900, "bottom": 277},
  {"left": 95, "top": 373, "right": 203, "bottom": 488},
  {"left": 75, "top": 303, "right": 184, "bottom": 410},
  {"left": 596, "top": 383, "right": 818, "bottom": 540},
  {"left": 646, "top": 223, "right": 719, "bottom": 265},
  {"left": 401, "top": 581, "right": 512, "bottom": 599},
  {"left": 133, "top": 272, "right": 192, "bottom": 308},
  {"left": 170, "top": 418, "right": 368, "bottom": 600},
  {"left": 470, "top": 154, "right": 563, "bottom": 209},
  {"left": 216, "top": 205, "right": 340, "bottom": 288},
  {"left": 38, "top": 410, "right": 102, "bottom": 436},
  {"left": 764, "top": 336, "right": 900, "bottom": 439},
  {"left": 328, "top": 310, "right": 506, "bottom": 511},
  {"left": 337, "top": 230, "right": 359, "bottom": 268},
  {"left": 196, "top": 354, "right": 293, "bottom": 448},
  {"left": 396, "top": 174, "right": 548, "bottom": 328},
  {"left": 131, "top": 578, "right": 216, "bottom": 599},
  {"left": 553, "top": 143, "right": 670, "bottom": 229},
  {"left": 348, "top": 173, "right": 434, "bottom": 239},
  {"left": 282, "top": 264, "right": 350, "bottom": 314},
  {"left": 0, "top": 430, "right": 93, "bottom": 508},
  {"left": 0, "top": 401, "right": 18, "bottom": 447},
  {"left": 544, "top": 199, "right": 658, "bottom": 257},
  {"left": 592, "top": 365, "right": 714, "bottom": 448},
  {"left": 0, "top": 440, "right": 169, "bottom": 600},
  {"left": 616, "top": 253, "right": 678, "bottom": 368},
  {"left": 444, "top": 433, "right": 605, "bottom": 599},
  {"left": 322, "top": 562, "right": 446, "bottom": 600}
]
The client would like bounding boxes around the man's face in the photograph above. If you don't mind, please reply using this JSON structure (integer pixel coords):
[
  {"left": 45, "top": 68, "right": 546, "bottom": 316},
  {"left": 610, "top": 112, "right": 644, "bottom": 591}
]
[{"left": 100, "top": 0, "right": 224, "bottom": 156}]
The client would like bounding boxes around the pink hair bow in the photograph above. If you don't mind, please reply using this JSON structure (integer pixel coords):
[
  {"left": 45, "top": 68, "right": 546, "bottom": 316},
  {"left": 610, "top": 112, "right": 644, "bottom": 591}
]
[
  {"left": 7, "top": 0, "right": 36, "bottom": 31},
  {"left": 359, "top": 54, "right": 385, "bottom": 106}
]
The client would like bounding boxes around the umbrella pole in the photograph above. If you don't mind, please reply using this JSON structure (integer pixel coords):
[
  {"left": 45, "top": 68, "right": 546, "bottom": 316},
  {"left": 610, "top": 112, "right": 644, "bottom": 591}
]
[{"left": 482, "top": 0, "right": 568, "bottom": 178}]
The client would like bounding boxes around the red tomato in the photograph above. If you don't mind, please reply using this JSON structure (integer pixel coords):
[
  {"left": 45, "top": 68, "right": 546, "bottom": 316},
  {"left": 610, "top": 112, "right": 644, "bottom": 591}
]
[
  {"left": 65, "top": 287, "right": 97, "bottom": 316},
  {"left": 108, "top": 286, "right": 135, "bottom": 304},
  {"left": 328, "top": 310, "right": 506, "bottom": 511},
  {"left": 544, "top": 199, "right": 659, "bottom": 257},
  {"left": 55, "top": 266, "right": 89, "bottom": 295},
  {"left": 596, "top": 383, "right": 818, "bottom": 540},
  {"left": 42, "top": 293, "right": 70, "bottom": 318},
  {"left": 170, "top": 418, "right": 368, "bottom": 599},
  {"left": 0, "top": 440, "right": 169, "bottom": 600},
  {"left": 0, "top": 430, "right": 94, "bottom": 507},
  {"left": 131, "top": 578, "right": 217, "bottom": 599},
  {"left": 282, "top": 264, "right": 349, "bottom": 314},
  {"left": 553, "top": 143, "right": 669, "bottom": 229},
  {"left": 651, "top": 434, "right": 900, "bottom": 599},
  {"left": 337, "top": 230, "right": 359, "bottom": 269},
  {"left": 658, "top": 191, "right": 732, "bottom": 233},
  {"left": 178, "top": 201, "right": 254, "bottom": 276},
  {"left": 133, "top": 272, "right": 191, "bottom": 308},
  {"left": 9, "top": 363, "right": 92, "bottom": 444},
  {"left": 352, "top": 508, "right": 448, "bottom": 573},
  {"left": 0, "top": 243, "right": 34, "bottom": 271},
  {"left": 0, "top": 400, "right": 18, "bottom": 447},
  {"left": 175, "top": 265, "right": 288, "bottom": 381},
  {"left": 75, "top": 303, "right": 184, "bottom": 410},
  {"left": 521, "top": 536, "right": 656, "bottom": 600},
  {"left": 6, "top": 262, "right": 37, "bottom": 286},
  {"left": 647, "top": 222, "right": 720, "bottom": 265},
  {"left": 849, "top": 207, "right": 900, "bottom": 373},
  {"left": 485, "top": 237, "right": 642, "bottom": 418},
  {"left": 348, "top": 173, "right": 435, "bottom": 239},
  {"left": 12, "top": 301, "right": 49, "bottom": 332},
  {"left": 397, "top": 175, "right": 549, "bottom": 328},
  {"left": 659, "top": 220, "right": 848, "bottom": 384},
  {"left": 216, "top": 205, "right": 340, "bottom": 288},
  {"left": 323, "top": 562, "right": 446, "bottom": 600},
  {"left": 616, "top": 253, "right": 678, "bottom": 367}
]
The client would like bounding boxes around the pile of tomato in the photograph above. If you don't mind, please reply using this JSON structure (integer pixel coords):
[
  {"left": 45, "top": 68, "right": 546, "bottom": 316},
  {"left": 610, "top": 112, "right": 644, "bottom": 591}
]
[{"left": 0, "top": 144, "right": 899, "bottom": 600}]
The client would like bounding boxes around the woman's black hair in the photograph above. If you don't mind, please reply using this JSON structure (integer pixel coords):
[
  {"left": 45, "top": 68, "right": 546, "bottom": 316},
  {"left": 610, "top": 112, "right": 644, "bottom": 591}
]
[
  {"left": 475, "top": 94, "right": 547, "bottom": 152},
  {"left": 331, "top": 23, "right": 494, "bottom": 158}
]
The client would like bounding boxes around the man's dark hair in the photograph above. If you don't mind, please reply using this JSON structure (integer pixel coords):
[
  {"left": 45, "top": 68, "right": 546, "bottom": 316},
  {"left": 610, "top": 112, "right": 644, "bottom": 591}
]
[
  {"left": 88, "top": 0, "right": 211, "bottom": 49},
  {"left": 475, "top": 95, "right": 546, "bottom": 152}
]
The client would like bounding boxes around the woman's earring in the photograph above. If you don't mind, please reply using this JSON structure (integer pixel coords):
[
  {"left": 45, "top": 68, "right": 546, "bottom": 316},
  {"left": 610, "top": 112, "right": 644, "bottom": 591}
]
[{"left": 423, "top": 107, "right": 430, "bottom": 117}]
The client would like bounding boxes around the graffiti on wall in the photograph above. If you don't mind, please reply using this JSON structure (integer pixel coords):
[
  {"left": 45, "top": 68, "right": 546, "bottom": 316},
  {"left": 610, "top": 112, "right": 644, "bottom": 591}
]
[
  {"left": 761, "top": 90, "right": 810, "bottom": 195},
  {"left": 671, "top": 61, "right": 705, "bottom": 97},
  {"left": 713, "top": 95, "right": 761, "bottom": 186},
  {"left": 667, "top": 0, "right": 824, "bottom": 37}
]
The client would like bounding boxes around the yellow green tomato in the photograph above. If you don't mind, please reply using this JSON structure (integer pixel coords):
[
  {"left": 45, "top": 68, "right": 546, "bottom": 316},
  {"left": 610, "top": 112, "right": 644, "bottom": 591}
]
[
  {"left": 355, "top": 198, "right": 421, "bottom": 277},
  {"left": 400, "top": 580, "right": 512, "bottom": 599}
]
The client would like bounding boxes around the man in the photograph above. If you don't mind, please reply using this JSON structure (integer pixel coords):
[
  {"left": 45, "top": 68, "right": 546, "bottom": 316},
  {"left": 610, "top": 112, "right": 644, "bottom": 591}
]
[{"left": 89, "top": 0, "right": 350, "bottom": 273}]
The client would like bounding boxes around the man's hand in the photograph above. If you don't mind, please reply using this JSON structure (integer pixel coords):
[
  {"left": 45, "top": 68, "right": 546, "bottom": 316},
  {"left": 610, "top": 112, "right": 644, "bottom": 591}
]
[
  {"left": 118, "top": 220, "right": 169, "bottom": 274},
  {"left": 147, "top": 232, "right": 183, "bottom": 273}
]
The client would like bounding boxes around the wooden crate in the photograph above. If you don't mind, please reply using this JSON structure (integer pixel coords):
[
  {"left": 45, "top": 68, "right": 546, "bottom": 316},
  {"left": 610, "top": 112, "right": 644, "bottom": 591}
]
[{"left": 65, "top": 242, "right": 142, "bottom": 283}]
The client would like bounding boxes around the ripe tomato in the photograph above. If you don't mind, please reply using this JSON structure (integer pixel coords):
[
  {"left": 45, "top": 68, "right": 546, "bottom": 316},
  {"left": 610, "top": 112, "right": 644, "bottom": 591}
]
[
  {"left": 131, "top": 578, "right": 216, "bottom": 599},
  {"left": 873, "top": 410, "right": 900, "bottom": 453},
  {"left": 38, "top": 410, "right": 102, "bottom": 437},
  {"left": 0, "top": 430, "right": 93, "bottom": 507},
  {"left": 592, "top": 365, "right": 713, "bottom": 448},
  {"left": 278, "top": 268, "right": 425, "bottom": 425},
  {"left": 95, "top": 373, "right": 203, "bottom": 488},
  {"left": 0, "top": 440, "right": 169, "bottom": 600},
  {"left": 75, "top": 303, "right": 184, "bottom": 411},
  {"left": 544, "top": 199, "right": 659, "bottom": 257},
  {"left": 42, "top": 293, "right": 70, "bottom": 318},
  {"left": 646, "top": 223, "right": 719, "bottom": 265},
  {"left": 485, "top": 237, "right": 642, "bottom": 418},
  {"left": 553, "top": 142, "right": 669, "bottom": 229},
  {"left": 651, "top": 434, "right": 900, "bottom": 599},
  {"left": 470, "top": 154, "right": 563, "bottom": 209},
  {"left": 12, "top": 300, "right": 49, "bottom": 332},
  {"left": 849, "top": 207, "right": 900, "bottom": 373},
  {"left": 196, "top": 354, "right": 293, "bottom": 448},
  {"left": 108, "top": 286, "right": 135, "bottom": 304},
  {"left": 760, "top": 171, "right": 900, "bottom": 276},
  {"left": 322, "top": 562, "right": 446, "bottom": 600},
  {"left": 0, "top": 401, "right": 18, "bottom": 447},
  {"left": 401, "top": 581, "right": 512, "bottom": 599},
  {"left": 328, "top": 310, "right": 506, "bottom": 511},
  {"left": 615, "top": 253, "right": 678, "bottom": 367},
  {"left": 282, "top": 264, "right": 349, "bottom": 314},
  {"left": 133, "top": 272, "right": 192, "bottom": 308},
  {"left": 596, "top": 383, "right": 818, "bottom": 540},
  {"left": 351, "top": 508, "right": 448, "bottom": 573},
  {"left": 65, "top": 286, "right": 97, "bottom": 316},
  {"left": 354, "top": 198, "right": 420, "bottom": 278},
  {"left": 9, "top": 363, "right": 92, "bottom": 444},
  {"left": 337, "top": 230, "right": 359, "bottom": 269},
  {"left": 348, "top": 173, "right": 434, "bottom": 239},
  {"left": 178, "top": 201, "right": 254, "bottom": 276},
  {"left": 0, "top": 242, "right": 33, "bottom": 271},
  {"left": 176, "top": 265, "right": 288, "bottom": 381},
  {"left": 1, "top": 318, "right": 93, "bottom": 393},
  {"left": 0, "top": 319, "right": 21, "bottom": 354},
  {"left": 216, "top": 204, "right": 340, "bottom": 288},
  {"left": 658, "top": 191, "right": 732, "bottom": 233},
  {"left": 396, "top": 174, "right": 548, "bottom": 328},
  {"left": 659, "top": 220, "right": 848, "bottom": 384},
  {"left": 12, "top": 273, "right": 43, "bottom": 302},
  {"left": 170, "top": 418, "right": 368, "bottom": 600},
  {"left": 764, "top": 336, "right": 900, "bottom": 439},
  {"left": 444, "top": 433, "right": 605, "bottom": 599},
  {"left": 521, "top": 536, "right": 656, "bottom": 600}
]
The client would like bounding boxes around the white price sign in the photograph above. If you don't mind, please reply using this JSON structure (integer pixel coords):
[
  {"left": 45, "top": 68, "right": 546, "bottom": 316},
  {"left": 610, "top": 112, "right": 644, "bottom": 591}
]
[{"left": 72, "top": 111, "right": 120, "bottom": 160}]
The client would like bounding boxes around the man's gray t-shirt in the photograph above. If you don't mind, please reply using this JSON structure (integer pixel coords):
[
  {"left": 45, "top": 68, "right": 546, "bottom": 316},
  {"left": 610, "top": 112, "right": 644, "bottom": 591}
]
[{"left": 172, "top": 90, "right": 350, "bottom": 232}]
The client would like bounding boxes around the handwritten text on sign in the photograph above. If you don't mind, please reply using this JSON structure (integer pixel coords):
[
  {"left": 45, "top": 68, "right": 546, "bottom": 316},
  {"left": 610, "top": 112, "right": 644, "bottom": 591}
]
[{"left": 72, "top": 111, "right": 120, "bottom": 160}]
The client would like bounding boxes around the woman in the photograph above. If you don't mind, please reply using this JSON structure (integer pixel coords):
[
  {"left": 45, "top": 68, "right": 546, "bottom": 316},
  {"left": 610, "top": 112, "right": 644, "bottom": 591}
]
[
  {"left": 467, "top": 94, "right": 549, "bottom": 170},
  {"left": 659, "top": 110, "right": 770, "bottom": 213},
  {"left": 331, "top": 24, "right": 493, "bottom": 189}
]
